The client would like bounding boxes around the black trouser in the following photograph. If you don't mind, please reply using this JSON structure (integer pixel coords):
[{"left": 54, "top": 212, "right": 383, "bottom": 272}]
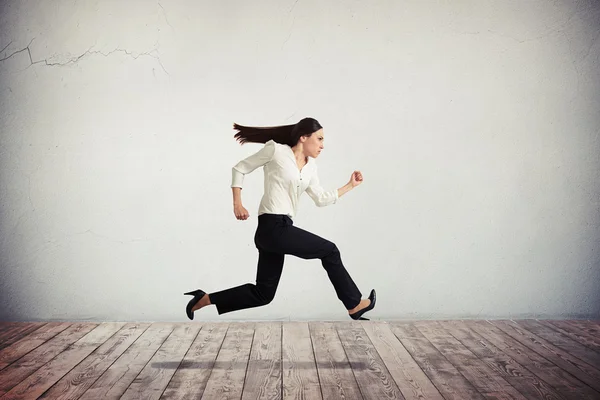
[{"left": 208, "top": 213, "right": 362, "bottom": 314}]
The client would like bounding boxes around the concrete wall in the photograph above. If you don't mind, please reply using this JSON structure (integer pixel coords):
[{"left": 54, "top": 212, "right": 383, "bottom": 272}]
[{"left": 1, "top": 0, "right": 599, "bottom": 321}]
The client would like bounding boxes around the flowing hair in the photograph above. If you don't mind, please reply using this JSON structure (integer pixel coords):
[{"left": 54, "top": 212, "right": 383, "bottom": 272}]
[{"left": 233, "top": 117, "right": 323, "bottom": 147}]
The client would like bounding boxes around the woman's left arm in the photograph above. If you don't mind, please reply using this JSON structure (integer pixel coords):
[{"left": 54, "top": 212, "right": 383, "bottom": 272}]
[
  {"left": 338, "top": 170, "right": 363, "bottom": 198},
  {"left": 306, "top": 168, "right": 363, "bottom": 207}
]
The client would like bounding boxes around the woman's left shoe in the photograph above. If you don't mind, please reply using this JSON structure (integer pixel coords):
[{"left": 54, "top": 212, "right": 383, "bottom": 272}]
[
  {"left": 184, "top": 289, "right": 206, "bottom": 320},
  {"left": 349, "top": 289, "right": 376, "bottom": 320}
]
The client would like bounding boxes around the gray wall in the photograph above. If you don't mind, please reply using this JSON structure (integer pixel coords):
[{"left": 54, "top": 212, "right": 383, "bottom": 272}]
[{"left": 1, "top": 0, "right": 599, "bottom": 321}]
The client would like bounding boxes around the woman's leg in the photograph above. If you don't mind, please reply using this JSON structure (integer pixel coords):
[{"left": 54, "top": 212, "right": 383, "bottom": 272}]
[
  {"left": 258, "top": 216, "right": 363, "bottom": 311},
  {"left": 206, "top": 249, "right": 285, "bottom": 314}
]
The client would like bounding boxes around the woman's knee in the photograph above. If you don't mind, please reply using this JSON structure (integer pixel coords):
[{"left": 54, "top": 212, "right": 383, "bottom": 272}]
[
  {"left": 322, "top": 242, "right": 342, "bottom": 264},
  {"left": 328, "top": 242, "right": 340, "bottom": 255},
  {"left": 256, "top": 284, "right": 277, "bottom": 305}
]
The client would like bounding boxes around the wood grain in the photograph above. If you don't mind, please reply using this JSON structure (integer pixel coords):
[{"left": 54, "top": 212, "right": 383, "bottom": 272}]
[
  {"left": 444, "top": 320, "right": 565, "bottom": 400},
  {"left": 567, "top": 319, "right": 600, "bottom": 337},
  {"left": 515, "top": 320, "right": 600, "bottom": 368},
  {"left": 0, "top": 322, "right": 71, "bottom": 370},
  {"left": 469, "top": 320, "right": 600, "bottom": 400},
  {"left": 362, "top": 321, "right": 443, "bottom": 400},
  {"left": 542, "top": 320, "right": 600, "bottom": 353},
  {"left": 160, "top": 322, "right": 229, "bottom": 400},
  {"left": 120, "top": 323, "right": 200, "bottom": 400},
  {"left": 281, "top": 322, "right": 322, "bottom": 400},
  {"left": 0, "top": 323, "right": 97, "bottom": 396},
  {"left": 0, "top": 320, "right": 596, "bottom": 399},
  {"left": 414, "top": 320, "right": 527, "bottom": 400},
  {"left": 495, "top": 320, "right": 600, "bottom": 392},
  {"left": 309, "top": 321, "right": 362, "bottom": 400},
  {"left": 201, "top": 322, "right": 255, "bottom": 400},
  {"left": 2, "top": 322, "right": 125, "bottom": 400},
  {"left": 336, "top": 321, "right": 402, "bottom": 399},
  {"left": 0, "top": 323, "right": 47, "bottom": 351},
  {"left": 39, "top": 323, "right": 149, "bottom": 400},
  {"left": 241, "top": 322, "right": 282, "bottom": 400},
  {"left": 390, "top": 322, "right": 485, "bottom": 400},
  {"left": 79, "top": 322, "right": 174, "bottom": 400}
]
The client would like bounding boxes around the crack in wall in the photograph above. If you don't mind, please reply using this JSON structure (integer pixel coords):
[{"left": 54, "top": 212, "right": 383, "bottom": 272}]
[
  {"left": 158, "top": 2, "right": 173, "bottom": 31},
  {"left": 0, "top": 38, "right": 34, "bottom": 63},
  {"left": 289, "top": 0, "right": 300, "bottom": 14},
  {"left": 0, "top": 40, "right": 14, "bottom": 55},
  {"left": 1, "top": 1, "right": 177, "bottom": 73},
  {"left": 282, "top": 0, "right": 298, "bottom": 50},
  {"left": 0, "top": 39, "right": 169, "bottom": 75}
]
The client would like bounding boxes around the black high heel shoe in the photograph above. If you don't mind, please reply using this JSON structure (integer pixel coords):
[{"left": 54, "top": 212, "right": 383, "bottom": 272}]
[
  {"left": 349, "top": 289, "right": 376, "bottom": 320},
  {"left": 184, "top": 289, "right": 206, "bottom": 320}
]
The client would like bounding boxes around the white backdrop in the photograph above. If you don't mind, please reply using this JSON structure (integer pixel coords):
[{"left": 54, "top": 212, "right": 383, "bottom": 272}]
[{"left": 1, "top": 0, "right": 599, "bottom": 321}]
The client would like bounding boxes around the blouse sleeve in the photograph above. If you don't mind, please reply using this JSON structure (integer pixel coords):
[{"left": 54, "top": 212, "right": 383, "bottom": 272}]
[
  {"left": 305, "top": 163, "right": 339, "bottom": 207},
  {"left": 231, "top": 140, "right": 276, "bottom": 188}
]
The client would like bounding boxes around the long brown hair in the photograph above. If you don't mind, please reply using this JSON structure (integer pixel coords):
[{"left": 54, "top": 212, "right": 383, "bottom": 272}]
[{"left": 233, "top": 117, "right": 322, "bottom": 147}]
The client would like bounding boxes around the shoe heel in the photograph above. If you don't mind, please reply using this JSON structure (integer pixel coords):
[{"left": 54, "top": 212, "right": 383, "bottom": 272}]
[{"left": 184, "top": 289, "right": 207, "bottom": 320}]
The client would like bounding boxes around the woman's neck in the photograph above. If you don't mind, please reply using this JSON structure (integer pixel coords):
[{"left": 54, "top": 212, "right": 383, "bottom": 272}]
[{"left": 291, "top": 145, "right": 307, "bottom": 163}]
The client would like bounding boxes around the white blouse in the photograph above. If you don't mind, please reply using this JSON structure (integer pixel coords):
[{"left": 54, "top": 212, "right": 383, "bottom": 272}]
[{"left": 231, "top": 140, "right": 339, "bottom": 218}]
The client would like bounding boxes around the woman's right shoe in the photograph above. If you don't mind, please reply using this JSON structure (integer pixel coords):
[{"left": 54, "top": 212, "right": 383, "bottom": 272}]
[
  {"left": 349, "top": 289, "right": 376, "bottom": 320},
  {"left": 184, "top": 289, "right": 206, "bottom": 320}
]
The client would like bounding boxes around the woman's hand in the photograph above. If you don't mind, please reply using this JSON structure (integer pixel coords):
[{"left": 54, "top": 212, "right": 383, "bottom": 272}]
[
  {"left": 234, "top": 204, "right": 250, "bottom": 220},
  {"left": 349, "top": 170, "right": 363, "bottom": 188}
]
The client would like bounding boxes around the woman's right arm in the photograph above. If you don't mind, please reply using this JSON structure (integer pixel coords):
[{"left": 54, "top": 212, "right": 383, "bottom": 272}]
[
  {"left": 233, "top": 187, "right": 249, "bottom": 220},
  {"left": 230, "top": 140, "right": 276, "bottom": 220}
]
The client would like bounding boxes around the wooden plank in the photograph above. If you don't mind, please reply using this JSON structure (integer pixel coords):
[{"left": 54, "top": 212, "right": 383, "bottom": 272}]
[
  {"left": 0, "top": 323, "right": 40, "bottom": 339},
  {"left": 444, "top": 320, "right": 565, "bottom": 400},
  {"left": 309, "top": 321, "right": 362, "bottom": 399},
  {"left": 515, "top": 320, "right": 600, "bottom": 368},
  {"left": 121, "top": 324, "right": 201, "bottom": 400},
  {"left": 0, "top": 322, "right": 71, "bottom": 370},
  {"left": 242, "top": 322, "right": 281, "bottom": 400},
  {"left": 2, "top": 322, "right": 125, "bottom": 399},
  {"left": 160, "top": 323, "right": 229, "bottom": 400},
  {"left": 0, "top": 323, "right": 47, "bottom": 351},
  {"left": 0, "top": 323, "right": 28, "bottom": 337},
  {"left": 362, "top": 321, "right": 443, "bottom": 400},
  {"left": 563, "top": 319, "right": 600, "bottom": 335},
  {"left": 542, "top": 320, "right": 600, "bottom": 353},
  {"left": 0, "top": 323, "right": 97, "bottom": 396},
  {"left": 390, "top": 322, "right": 485, "bottom": 400},
  {"left": 201, "top": 322, "right": 255, "bottom": 400},
  {"left": 497, "top": 320, "right": 600, "bottom": 392},
  {"left": 568, "top": 319, "right": 600, "bottom": 336},
  {"left": 469, "top": 320, "right": 600, "bottom": 400},
  {"left": 569, "top": 318, "right": 600, "bottom": 333},
  {"left": 38, "top": 323, "right": 149, "bottom": 400},
  {"left": 79, "top": 322, "right": 174, "bottom": 399},
  {"left": 281, "top": 322, "right": 322, "bottom": 400},
  {"left": 519, "top": 320, "right": 600, "bottom": 362},
  {"left": 414, "top": 320, "right": 527, "bottom": 400},
  {"left": 336, "top": 321, "right": 402, "bottom": 399}
]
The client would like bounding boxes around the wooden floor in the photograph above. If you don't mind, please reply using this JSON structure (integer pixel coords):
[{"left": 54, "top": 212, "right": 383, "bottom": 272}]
[{"left": 0, "top": 320, "right": 599, "bottom": 399}]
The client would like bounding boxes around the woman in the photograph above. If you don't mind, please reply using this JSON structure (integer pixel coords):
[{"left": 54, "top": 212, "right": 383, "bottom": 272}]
[{"left": 184, "top": 117, "right": 376, "bottom": 320}]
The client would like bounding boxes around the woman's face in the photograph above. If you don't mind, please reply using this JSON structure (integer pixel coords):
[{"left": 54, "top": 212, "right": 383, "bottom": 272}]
[{"left": 303, "top": 129, "right": 325, "bottom": 158}]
